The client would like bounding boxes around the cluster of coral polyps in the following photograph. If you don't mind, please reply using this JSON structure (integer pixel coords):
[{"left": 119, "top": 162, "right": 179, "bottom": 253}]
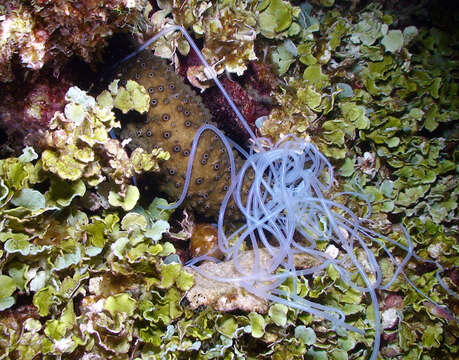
[{"left": 0, "top": 0, "right": 149, "bottom": 82}]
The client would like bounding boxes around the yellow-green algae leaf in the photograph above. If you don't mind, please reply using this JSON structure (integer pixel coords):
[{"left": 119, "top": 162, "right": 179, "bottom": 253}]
[
  {"left": 96, "top": 88, "right": 114, "bottom": 109},
  {"left": 111, "top": 237, "right": 130, "bottom": 260},
  {"left": 11, "top": 188, "right": 45, "bottom": 210},
  {"left": 298, "top": 85, "right": 322, "bottom": 111},
  {"left": 303, "top": 64, "right": 329, "bottom": 89},
  {"left": 381, "top": 29, "right": 404, "bottom": 53},
  {"left": 295, "top": 326, "right": 316, "bottom": 345},
  {"left": 113, "top": 80, "right": 150, "bottom": 114},
  {"left": 8, "top": 262, "right": 28, "bottom": 291},
  {"left": 130, "top": 147, "right": 170, "bottom": 173},
  {"left": 298, "top": 41, "right": 317, "bottom": 66},
  {"left": 159, "top": 241, "right": 175, "bottom": 256},
  {"left": 143, "top": 288, "right": 183, "bottom": 325},
  {"left": 396, "top": 185, "right": 429, "bottom": 207},
  {"left": 145, "top": 219, "right": 170, "bottom": 241},
  {"left": 1, "top": 158, "right": 36, "bottom": 190},
  {"left": 258, "top": 0, "right": 293, "bottom": 38},
  {"left": 108, "top": 185, "right": 140, "bottom": 211},
  {"left": 4, "top": 236, "right": 51, "bottom": 256},
  {"left": 176, "top": 269, "right": 194, "bottom": 291},
  {"left": 272, "top": 41, "right": 297, "bottom": 75},
  {"left": 46, "top": 178, "right": 86, "bottom": 207},
  {"left": 159, "top": 262, "right": 192, "bottom": 289},
  {"left": 73, "top": 147, "right": 94, "bottom": 163},
  {"left": 85, "top": 218, "right": 109, "bottom": 248},
  {"left": 65, "top": 86, "right": 96, "bottom": 110},
  {"left": 52, "top": 247, "right": 81, "bottom": 271},
  {"left": 269, "top": 303, "right": 288, "bottom": 327},
  {"left": 121, "top": 212, "right": 148, "bottom": 231},
  {"left": 18, "top": 146, "right": 38, "bottom": 162},
  {"left": 0, "top": 275, "right": 16, "bottom": 309},
  {"left": 79, "top": 123, "right": 109, "bottom": 146},
  {"left": 160, "top": 263, "right": 181, "bottom": 288},
  {"left": 0, "top": 296, "right": 15, "bottom": 311},
  {"left": 217, "top": 315, "right": 238, "bottom": 338},
  {"left": 330, "top": 349, "right": 348, "bottom": 360},
  {"left": 104, "top": 293, "right": 137, "bottom": 317},
  {"left": 422, "top": 324, "right": 443, "bottom": 349},
  {"left": 64, "top": 102, "right": 86, "bottom": 126},
  {"left": 44, "top": 301, "right": 75, "bottom": 340},
  {"left": 248, "top": 312, "right": 266, "bottom": 338},
  {"left": 340, "top": 158, "right": 355, "bottom": 177},
  {"left": 339, "top": 102, "right": 370, "bottom": 129},
  {"left": 33, "top": 286, "right": 56, "bottom": 317},
  {"left": 41, "top": 150, "right": 85, "bottom": 181},
  {"left": 144, "top": 197, "right": 175, "bottom": 221}
]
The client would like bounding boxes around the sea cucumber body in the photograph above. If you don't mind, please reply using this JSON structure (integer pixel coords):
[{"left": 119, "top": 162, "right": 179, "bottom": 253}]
[{"left": 117, "top": 51, "right": 243, "bottom": 219}]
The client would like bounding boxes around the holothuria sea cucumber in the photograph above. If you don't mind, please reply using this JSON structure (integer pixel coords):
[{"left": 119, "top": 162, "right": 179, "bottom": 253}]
[{"left": 116, "top": 50, "right": 249, "bottom": 220}]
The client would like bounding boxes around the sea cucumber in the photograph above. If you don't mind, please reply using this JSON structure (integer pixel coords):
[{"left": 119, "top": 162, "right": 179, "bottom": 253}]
[{"left": 116, "top": 51, "right": 248, "bottom": 220}]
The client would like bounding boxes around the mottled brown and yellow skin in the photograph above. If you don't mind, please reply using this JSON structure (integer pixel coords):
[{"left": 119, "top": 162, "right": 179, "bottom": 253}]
[{"left": 116, "top": 51, "right": 246, "bottom": 219}]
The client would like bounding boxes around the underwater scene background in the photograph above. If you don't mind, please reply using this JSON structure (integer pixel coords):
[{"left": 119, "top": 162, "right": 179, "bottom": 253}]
[{"left": 0, "top": 1, "right": 458, "bottom": 359}]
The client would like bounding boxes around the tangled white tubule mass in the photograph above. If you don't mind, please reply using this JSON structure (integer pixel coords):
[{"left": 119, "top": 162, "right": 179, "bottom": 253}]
[{"left": 123, "top": 25, "right": 457, "bottom": 360}]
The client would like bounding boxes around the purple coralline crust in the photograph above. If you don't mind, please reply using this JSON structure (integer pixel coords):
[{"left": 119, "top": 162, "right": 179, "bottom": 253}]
[
  {"left": 0, "top": 75, "right": 71, "bottom": 154},
  {"left": 175, "top": 45, "right": 277, "bottom": 143},
  {"left": 203, "top": 61, "right": 277, "bottom": 143}
]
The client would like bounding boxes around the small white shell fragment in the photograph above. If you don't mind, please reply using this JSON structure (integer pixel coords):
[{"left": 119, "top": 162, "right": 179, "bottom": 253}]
[
  {"left": 382, "top": 308, "right": 398, "bottom": 329},
  {"left": 325, "top": 244, "right": 339, "bottom": 259}
]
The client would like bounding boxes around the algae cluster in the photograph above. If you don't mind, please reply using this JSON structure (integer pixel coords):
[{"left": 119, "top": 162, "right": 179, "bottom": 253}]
[
  {"left": 0, "top": 1, "right": 458, "bottom": 359},
  {"left": 0, "top": 0, "right": 150, "bottom": 82}
]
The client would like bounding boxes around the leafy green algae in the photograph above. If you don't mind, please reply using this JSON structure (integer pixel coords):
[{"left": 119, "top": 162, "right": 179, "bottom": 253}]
[{"left": 1, "top": 1, "right": 458, "bottom": 359}]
